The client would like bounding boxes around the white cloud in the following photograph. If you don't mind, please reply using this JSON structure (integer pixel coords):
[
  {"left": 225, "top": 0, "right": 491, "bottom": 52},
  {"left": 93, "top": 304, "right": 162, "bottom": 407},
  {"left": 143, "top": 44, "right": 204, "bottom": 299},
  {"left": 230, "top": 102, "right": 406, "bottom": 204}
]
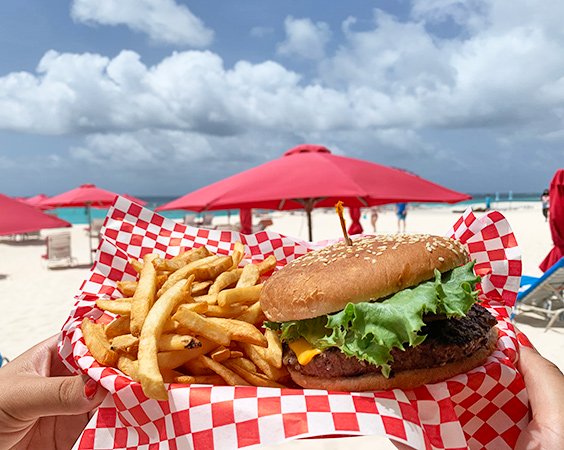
[
  {"left": 71, "top": 0, "right": 213, "bottom": 47},
  {"left": 0, "top": 0, "right": 563, "bottom": 194},
  {"left": 277, "top": 16, "right": 331, "bottom": 60}
]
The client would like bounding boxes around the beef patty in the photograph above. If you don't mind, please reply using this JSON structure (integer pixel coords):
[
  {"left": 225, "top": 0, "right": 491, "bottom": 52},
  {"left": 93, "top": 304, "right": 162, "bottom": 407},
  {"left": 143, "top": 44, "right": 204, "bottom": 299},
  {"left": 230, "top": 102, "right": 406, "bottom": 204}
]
[{"left": 283, "top": 303, "right": 497, "bottom": 378}]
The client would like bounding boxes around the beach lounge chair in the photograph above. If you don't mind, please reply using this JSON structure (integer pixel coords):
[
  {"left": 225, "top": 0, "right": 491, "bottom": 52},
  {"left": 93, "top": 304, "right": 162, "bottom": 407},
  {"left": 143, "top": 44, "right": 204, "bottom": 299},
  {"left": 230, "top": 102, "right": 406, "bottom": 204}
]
[
  {"left": 0, "top": 352, "right": 8, "bottom": 367},
  {"left": 43, "top": 232, "right": 78, "bottom": 269},
  {"left": 513, "top": 257, "right": 564, "bottom": 331},
  {"left": 88, "top": 218, "right": 104, "bottom": 238},
  {"left": 184, "top": 214, "right": 197, "bottom": 226}
]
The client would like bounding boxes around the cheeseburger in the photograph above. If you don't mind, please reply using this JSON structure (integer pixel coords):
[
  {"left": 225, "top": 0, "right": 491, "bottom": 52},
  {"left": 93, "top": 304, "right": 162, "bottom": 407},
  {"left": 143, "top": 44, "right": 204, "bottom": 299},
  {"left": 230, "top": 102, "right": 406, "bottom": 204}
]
[{"left": 260, "top": 234, "right": 498, "bottom": 391}]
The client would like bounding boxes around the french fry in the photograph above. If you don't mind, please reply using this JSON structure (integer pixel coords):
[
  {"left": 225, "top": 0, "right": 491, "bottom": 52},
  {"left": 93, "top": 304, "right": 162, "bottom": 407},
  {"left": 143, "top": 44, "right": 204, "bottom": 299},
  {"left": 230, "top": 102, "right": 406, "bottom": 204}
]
[
  {"left": 129, "top": 259, "right": 143, "bottom": 273},
  {"left": 117, "top": 355, "right": 139, "bottom": 381},
  {"left": 162, "top": 369, "right": 224, "bottom": 385},
  {"left": 160, "top": 338, "right": 217, "bottom": 369},
  {"left": 239, "top": 342, "right": 289, "bottom": 381},
  {"left": 130, "top": 253, "right": 158, "bottom": 336},
  {"left": 105, "top": 316, "right": 131, "bottom": 339},
  {"left": 158, "top": 334, "right": 201, "bottom": 351},
  {"left": 210, "top": 346, "right": 231, "bottom": 363},
  {"left": 207, "top": 317, "right": 267, "bottom": 347},
  {"left": 205, "top": 303, "right": 247, "bottom": 318},
  {"left": 96, "top": 299, "right": 132, "bottom": 316},
  {"left": 110, "top": 333, "right": 139, "bottom": 353},
  {"left": 192, "top": 255, "right": 233, "bottom": 281},
  {"left": 256, "top": 255, "right": 277, "bottom": 274},
  {"left": 81, "top": 318, "right": 119, "bottom": 366},
  {"left": 177, "top": 302, "right": 208, "bottom": 314},
  {"left": 194, "top": 294, "right": 218, "bottom": 305},
  {"left": 235, "top": 302, "right": 266, "bottom": 325},
  {"left": 228, "top": 357, "right": 257, "bottom": 373},
  {"left": 198, "top": 355, "right": 250, "bottom": 386},
  {"left": 157, "top": 255, "right": 219, "bottom": 296},
  {"left": 175, "top": 374, "right": 225, "bottom": 385},
  {"left": 171, "top": 245, "right": 212, "bottom": 264},
  {"left": 217, "top": 284, "right": 262, "bottom": 307},
  {"left": 173, "top": 307, "right": 231, "bottom": 346},
  {"left": 192, "top": 280, "right": 213, "bottom": 296},
  {"left": 224, "top": 360, "right": 286, "bottom": 388},
  {"left": 138, "top": 277, "right": 191, "bottom": 400},
  {"left": 208, "top": 269, "right": 243, "bottom": 294},
  {"left": 264, "top": 329, "right": 283, "bottom": 368},
  {"left": 229, "top": 242, "right": 245, "bottom": 270},
  {"left": 81, "top": 240, "right": 283, "bottom": 398},
  {"left": 236, "top": 264, "right": 260, "bottom": 288},
  {"left": 116, "top": 280, "right": 137, "bottom": 297},
  {"left": 183, "top": 357, "right": 215, "bottom": 375}
]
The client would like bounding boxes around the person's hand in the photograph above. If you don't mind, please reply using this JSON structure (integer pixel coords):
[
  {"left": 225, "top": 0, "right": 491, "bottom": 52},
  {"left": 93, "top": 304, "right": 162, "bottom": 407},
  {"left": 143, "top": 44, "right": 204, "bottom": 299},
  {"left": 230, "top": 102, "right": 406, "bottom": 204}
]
[
  {"left": 0, "top": 335, "right": 106, "bottom": 449},
  {"left": 515, "top": 334, "right": 564, "bottom": 449}
]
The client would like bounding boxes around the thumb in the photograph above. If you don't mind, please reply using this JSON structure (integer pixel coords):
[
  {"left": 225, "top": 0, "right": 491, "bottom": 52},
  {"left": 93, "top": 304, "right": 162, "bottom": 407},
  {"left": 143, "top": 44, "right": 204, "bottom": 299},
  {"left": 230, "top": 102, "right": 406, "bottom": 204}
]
[{"left": 8, "top": 374, "right": 107, "bottom": 420}]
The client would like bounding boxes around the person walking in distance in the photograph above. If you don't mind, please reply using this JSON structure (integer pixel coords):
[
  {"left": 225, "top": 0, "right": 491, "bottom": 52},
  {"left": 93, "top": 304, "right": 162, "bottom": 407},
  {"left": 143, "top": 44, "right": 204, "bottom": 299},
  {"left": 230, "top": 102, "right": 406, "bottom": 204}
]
[
  {"left": 541, "top": 189, "right": 550, "bottom": 222},
  {"left": 370, "top": 207, "right": 379, "bottom": 233},
  {"left": 396, "top": 203, "right": 407, "bottom": 233}
]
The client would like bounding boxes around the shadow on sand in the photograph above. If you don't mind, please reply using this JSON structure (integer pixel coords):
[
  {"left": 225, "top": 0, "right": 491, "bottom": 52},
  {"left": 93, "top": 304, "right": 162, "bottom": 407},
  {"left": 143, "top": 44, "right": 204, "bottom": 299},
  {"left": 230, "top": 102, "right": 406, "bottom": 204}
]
[
  {"left": 0, "top": 274, "right": 8, "bottom": 280},
  {"left": 0, "top": 239, "right": 46, "bottom": 247},
  {"left": 48, "top": 263, "right": 93, "bottom": 271},
  {"left": 514, "top": 312, "right": 564, "bottom": 330}
]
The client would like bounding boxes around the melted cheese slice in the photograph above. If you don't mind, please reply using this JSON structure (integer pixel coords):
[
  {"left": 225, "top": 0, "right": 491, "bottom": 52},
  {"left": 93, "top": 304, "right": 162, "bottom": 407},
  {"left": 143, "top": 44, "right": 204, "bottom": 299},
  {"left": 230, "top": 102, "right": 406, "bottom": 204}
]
[{"left": 288, "top": 338, "right": 322, "bottom": 365}]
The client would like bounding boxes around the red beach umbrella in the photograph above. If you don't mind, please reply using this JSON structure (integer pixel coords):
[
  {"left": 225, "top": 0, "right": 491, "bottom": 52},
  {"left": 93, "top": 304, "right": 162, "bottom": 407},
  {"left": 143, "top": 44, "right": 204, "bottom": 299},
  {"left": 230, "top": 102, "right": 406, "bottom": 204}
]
[
  {"left": 0, "top": 193, "right": 71, "bottom": 236},
  {"left": 539, "top": 169, "right": 564, "bottom": 272},
  {"left": 157, "top": 144, "right": 471, "bottom": 240},
  {"left": 24, "top": 193, "right": 51, "bottom": 209},
  {"left": 42, "top": 184, "right": 121, "bottom": 263}
]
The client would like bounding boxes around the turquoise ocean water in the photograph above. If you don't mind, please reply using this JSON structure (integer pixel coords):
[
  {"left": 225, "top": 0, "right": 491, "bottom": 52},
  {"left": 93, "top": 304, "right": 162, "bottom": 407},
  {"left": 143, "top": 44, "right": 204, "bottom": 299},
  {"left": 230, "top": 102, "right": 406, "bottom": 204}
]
[{"left": 49, "top": 194, "right": 539, "bottom": 225}]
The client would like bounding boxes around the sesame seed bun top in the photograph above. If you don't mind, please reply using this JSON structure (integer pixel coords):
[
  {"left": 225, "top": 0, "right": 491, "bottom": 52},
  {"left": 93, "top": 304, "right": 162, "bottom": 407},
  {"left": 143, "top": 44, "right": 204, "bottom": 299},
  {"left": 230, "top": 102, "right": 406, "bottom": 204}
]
[{"left": 260, "top": 234, "right": 469, "bottom": 322}]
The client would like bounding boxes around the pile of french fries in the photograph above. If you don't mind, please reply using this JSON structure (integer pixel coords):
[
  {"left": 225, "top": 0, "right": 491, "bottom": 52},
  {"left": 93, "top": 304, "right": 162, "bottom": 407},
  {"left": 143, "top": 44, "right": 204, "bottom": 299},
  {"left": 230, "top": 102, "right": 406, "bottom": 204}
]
[{"left": 81, "top": 243, "right": 288, "bottom": 401}]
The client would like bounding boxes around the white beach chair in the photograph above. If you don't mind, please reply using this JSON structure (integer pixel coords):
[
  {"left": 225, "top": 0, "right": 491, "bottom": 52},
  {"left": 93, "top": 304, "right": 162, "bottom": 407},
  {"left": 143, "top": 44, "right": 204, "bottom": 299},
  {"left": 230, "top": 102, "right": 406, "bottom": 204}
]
[
  {"left": 88, "top": 218, "right": 104, "bottom": 238},
  {"left": 513, "top": 257, "right": 564, "bottom": 331},
  {"left": 43, "top": 232, "right": 78, "bottom": 269}
]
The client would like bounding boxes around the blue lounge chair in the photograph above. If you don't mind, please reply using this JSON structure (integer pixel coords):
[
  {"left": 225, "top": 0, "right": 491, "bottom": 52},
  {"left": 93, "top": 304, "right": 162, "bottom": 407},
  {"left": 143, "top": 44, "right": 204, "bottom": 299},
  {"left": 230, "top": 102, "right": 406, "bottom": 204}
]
[
  {"left": 0, "top": 352, "right": 8, "bottom": 367},
  {"left": 513, "top": 257, "right": 564, "bottom": 331}
]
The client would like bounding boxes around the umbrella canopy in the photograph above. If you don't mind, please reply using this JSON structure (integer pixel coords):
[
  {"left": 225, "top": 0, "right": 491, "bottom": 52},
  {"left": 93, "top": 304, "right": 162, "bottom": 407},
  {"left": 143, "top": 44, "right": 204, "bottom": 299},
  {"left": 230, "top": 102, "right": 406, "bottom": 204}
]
[
  {"left": 157, "top": 145, "right": 471, "bottom": 240},
  {"left": 42, "top": 183, "right": 121, "bottom": 263},
  {"left": 24, "top": 193, "right": 51, "bottom": 209},
  {"left": 540, "top": 169, "right": 564, "bottom": 272},
  {"left": 42, "top": 183, "right": 119, "bottom": 209},
  {"left": 0, "top": 193, "right": 71, "bottom": 236}
]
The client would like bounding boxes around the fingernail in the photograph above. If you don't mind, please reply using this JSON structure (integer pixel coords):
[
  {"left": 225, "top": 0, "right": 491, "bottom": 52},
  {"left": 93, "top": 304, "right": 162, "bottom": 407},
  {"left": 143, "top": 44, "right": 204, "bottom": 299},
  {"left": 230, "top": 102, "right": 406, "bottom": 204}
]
[{"left": 84, "top": 378, "right": 99, "bottom": 400}]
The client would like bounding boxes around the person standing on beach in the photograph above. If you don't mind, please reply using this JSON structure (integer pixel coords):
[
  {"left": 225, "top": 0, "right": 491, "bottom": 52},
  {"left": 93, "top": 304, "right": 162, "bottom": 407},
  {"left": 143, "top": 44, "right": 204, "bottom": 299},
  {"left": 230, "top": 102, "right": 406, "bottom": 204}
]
[
  {"left": 541, "top": 189, "right": 550, "bottom": 221},
  {"left": 370, "top": 207, "right": 379, "bottom": 233},
  {"left": 396, "top": 202, "right": 407, "bottom": 233}
]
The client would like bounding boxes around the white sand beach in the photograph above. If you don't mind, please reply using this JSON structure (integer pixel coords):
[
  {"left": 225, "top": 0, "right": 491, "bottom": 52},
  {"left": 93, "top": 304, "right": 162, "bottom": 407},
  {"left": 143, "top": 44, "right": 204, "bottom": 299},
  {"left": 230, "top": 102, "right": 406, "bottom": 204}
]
[{"left": 0, "top": 201, "right": 562, "bottom": 374}]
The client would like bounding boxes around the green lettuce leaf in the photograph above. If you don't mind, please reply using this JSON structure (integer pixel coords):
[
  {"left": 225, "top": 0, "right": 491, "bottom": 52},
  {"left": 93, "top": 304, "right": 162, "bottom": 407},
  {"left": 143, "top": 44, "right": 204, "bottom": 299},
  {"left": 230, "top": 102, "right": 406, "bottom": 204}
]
[{"left": 276, "top": 261, "right": 480, "bottom": 377}]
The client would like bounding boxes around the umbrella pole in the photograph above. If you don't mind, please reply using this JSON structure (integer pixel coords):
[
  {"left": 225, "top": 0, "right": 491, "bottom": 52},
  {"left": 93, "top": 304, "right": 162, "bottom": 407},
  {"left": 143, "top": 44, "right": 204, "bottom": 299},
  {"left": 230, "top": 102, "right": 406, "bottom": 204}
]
[
  {"left": 305, "top": 200, "right": 313, "bottom": 241},
  {"left": 87, "top": 204, "right": 93, "bottom": 264}
]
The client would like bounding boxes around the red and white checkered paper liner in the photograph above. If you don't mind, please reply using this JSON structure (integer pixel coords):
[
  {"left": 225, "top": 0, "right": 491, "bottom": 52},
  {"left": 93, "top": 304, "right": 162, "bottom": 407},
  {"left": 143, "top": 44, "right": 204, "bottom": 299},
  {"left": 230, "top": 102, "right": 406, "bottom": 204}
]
[{"left": 59, "top": 198, "right": 529, "bottom": 450}]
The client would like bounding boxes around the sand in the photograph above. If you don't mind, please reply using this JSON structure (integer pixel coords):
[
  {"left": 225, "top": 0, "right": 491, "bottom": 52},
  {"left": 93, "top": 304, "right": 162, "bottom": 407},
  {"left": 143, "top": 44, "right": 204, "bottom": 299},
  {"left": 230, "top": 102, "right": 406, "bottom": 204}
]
[{"left": 1, "top": 201, "right": 562, "bottom": 373}]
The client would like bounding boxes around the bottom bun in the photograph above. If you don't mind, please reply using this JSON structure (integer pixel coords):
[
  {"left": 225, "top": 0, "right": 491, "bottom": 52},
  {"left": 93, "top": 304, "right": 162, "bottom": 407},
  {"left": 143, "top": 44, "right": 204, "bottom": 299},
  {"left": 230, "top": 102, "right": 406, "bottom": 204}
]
[{"left": 288, "top": 327, "right": 498, "bottom": 391}]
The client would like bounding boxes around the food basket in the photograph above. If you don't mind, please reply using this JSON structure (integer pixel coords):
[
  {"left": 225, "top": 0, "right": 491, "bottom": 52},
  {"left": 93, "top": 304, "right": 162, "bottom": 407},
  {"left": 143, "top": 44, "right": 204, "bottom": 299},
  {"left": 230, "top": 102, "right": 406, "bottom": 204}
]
[{"left": 59, "top": 197, "right": 529, "bottom": 449}]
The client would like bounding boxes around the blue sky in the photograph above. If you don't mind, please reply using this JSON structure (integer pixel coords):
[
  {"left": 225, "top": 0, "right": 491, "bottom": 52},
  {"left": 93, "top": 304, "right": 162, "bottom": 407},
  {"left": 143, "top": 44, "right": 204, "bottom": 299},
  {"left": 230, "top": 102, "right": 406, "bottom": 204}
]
[{"left": 0, "top": 0, "right": 562, "bottom": 198}]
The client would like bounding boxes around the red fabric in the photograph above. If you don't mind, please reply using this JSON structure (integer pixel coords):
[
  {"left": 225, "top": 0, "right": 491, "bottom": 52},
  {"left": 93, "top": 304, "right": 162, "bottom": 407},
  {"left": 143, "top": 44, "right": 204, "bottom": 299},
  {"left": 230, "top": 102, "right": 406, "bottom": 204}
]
[
  {"left": 239, "top": 208, "right": 252, "bottom": 234},
  {"left": 0, "top": 193, "right": 71, "bottom": 235},
  {"left": 347, "top": 207, "right": 363, "bottom": 235},
  {"left": 42, "top": 184, "right": 120, "bottom": 209},
  {"left": 540, "top": 169, "right": 564, "bottom": 271},
  {"left": 156, "top": 144, "right": 471, "bottom": 212}
]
